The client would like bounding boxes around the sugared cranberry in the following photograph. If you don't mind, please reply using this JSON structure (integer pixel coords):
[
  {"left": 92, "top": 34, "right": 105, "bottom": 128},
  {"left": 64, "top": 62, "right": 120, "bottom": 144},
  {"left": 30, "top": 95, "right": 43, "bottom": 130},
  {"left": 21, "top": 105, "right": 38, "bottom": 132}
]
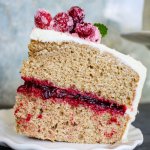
[
  {"left": 75, "top": 22, "right": 101, "bottom": 43},
  {"left": 68, "top": 6, "right": 85, "bottom": 24},
  {"left": 75, "top": 23, "right": 92, "bottom": 37},
  {"left": 51, "top": 12, "right": 73, "bottom": 32},
  {"left": 34, "top": 9, "right": 52, "bottom": 29}
]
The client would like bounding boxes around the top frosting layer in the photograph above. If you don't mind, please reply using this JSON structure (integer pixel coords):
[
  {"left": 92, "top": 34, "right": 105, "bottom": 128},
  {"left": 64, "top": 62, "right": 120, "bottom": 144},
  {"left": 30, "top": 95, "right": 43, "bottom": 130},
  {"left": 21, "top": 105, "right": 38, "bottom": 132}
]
[{"left": 30, "top": 28, "right": 147, "bottom": 121}]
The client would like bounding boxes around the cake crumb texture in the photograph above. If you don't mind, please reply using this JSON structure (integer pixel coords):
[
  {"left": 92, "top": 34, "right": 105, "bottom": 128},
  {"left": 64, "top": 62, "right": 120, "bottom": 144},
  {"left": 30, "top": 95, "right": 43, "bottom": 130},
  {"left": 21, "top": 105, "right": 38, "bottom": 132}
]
[{"left": 14, "top": 94, "right": 129, "bottom": 144}]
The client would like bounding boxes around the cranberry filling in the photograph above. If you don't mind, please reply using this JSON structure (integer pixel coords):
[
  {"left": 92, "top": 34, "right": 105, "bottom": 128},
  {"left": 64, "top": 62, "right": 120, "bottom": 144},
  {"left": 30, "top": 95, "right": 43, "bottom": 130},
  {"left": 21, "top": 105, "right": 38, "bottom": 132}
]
[{"left": 17, "top": 77, "right": 126, "bottom": 115}]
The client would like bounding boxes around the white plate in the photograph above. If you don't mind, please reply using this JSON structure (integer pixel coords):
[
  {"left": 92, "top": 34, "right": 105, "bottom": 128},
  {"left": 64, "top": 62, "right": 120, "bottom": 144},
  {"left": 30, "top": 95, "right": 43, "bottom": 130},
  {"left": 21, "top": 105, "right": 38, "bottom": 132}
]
[{"left": 0, "top": 109, "right": 143, "bottom": 150}]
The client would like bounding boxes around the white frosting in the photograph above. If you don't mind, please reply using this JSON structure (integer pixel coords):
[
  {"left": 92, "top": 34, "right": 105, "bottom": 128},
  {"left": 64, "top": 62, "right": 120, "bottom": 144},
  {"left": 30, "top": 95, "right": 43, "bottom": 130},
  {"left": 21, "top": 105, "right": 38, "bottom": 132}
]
[{"left": 30, "top": 28, "right": 147, "bottom": 139}]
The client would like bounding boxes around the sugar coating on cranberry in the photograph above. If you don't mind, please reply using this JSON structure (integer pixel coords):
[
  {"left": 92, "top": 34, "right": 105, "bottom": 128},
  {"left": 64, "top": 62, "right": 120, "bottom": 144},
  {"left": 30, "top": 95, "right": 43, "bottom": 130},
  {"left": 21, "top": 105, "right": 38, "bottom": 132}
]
[
  {"left": 68, "top": 6, "right": 85, "bottom": 24},
  {"left": 75, "top": 23, "right": 93, "bottom": 37},
  {"left": 75, "top": 23, "right": 101, "bottom": 43},
  {"left": 34, "top": 9, "right": 52, "bottom": 29},
  {"left": 91, "top": 26, "right": 101, "bottom": 43},
  {"left": 51, "top": 12, "right": 73, "bottom": 32}
]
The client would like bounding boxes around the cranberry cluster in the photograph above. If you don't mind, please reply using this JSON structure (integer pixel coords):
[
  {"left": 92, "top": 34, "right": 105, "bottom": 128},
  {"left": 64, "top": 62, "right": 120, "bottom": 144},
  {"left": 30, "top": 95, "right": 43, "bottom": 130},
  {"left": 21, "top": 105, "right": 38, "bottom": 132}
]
[{"left": 34, "top": 6, "right": 101, "bottom": 43}]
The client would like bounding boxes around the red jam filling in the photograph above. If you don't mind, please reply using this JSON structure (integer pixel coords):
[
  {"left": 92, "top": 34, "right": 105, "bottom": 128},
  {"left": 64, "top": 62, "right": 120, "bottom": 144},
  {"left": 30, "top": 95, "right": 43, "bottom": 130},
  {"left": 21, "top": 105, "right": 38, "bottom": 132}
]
[{"left": 17, "top": 77, "right": 126, "bottom": 115}]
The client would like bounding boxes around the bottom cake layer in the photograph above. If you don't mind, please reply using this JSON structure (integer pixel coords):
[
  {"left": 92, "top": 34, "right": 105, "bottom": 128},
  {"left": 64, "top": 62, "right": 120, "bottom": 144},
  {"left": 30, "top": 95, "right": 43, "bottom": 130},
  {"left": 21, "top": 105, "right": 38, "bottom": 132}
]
[{"left": 14, "top": 94, "right": 129, "bottom": 144}]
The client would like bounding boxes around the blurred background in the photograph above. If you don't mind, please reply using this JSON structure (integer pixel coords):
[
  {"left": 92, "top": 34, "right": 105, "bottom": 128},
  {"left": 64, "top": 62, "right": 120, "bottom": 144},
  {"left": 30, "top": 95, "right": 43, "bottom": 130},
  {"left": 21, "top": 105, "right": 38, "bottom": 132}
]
[{"left": 0, "top": 0, "right": 150, "bottom": 107}]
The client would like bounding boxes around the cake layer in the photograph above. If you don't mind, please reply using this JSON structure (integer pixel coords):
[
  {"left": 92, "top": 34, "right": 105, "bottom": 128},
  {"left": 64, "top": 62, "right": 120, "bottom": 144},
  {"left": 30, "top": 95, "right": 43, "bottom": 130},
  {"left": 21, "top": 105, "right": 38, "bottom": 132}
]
[
  {"left": 23, "top": 40, "right": 139, "bottom": 108},
  {"left": 17, "top": 77, "right": 126, "bottom": 115},
  {"left": 14, "top": 94, "right": 129, "bottom": 144}
]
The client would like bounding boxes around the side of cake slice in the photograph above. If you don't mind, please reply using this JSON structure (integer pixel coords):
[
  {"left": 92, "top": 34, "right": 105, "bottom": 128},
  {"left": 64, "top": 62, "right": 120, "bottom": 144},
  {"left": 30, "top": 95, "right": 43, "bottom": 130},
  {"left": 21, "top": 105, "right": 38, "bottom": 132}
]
[{"left": 14, "top": 7, "right": 146, "bottom": 144}]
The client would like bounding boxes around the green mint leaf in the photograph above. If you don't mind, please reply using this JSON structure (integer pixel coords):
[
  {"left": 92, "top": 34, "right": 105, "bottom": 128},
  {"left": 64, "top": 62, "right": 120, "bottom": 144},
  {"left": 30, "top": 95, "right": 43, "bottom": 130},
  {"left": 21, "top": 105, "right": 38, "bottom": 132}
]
[{"left": 94, "top": 23, "right": 108, "bottom": 37}]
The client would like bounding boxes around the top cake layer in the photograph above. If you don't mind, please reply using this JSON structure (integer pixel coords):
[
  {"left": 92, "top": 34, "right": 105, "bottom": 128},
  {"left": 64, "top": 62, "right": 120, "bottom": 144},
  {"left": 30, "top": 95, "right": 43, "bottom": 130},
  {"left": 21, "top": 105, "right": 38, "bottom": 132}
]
[{"left": 30, "top": 28, "right": 146, "bottom": 78}]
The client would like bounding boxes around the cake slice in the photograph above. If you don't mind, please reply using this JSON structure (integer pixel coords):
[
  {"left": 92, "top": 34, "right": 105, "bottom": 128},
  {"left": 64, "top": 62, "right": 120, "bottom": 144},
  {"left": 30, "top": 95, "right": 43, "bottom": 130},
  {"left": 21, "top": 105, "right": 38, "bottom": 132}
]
[{"left": 14, "top": 7, "right": 146, "bottom": 144}]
